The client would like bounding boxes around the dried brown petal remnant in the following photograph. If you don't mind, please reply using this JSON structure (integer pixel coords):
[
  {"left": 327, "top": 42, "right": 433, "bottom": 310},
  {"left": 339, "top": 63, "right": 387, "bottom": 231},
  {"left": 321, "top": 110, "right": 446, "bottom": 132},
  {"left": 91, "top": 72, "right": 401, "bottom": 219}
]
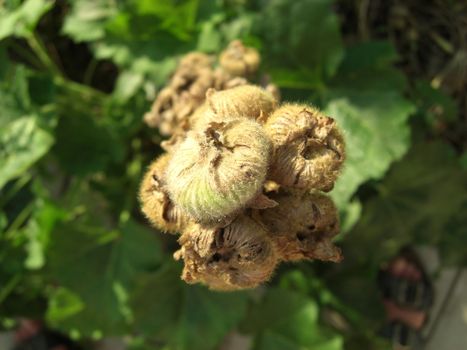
[
  {"left": 220, "top": 40, "right": 261, "bottom": 77},
  {"left": 139, "top": 154, "right": 190, "bottom": 233},
  {"left": 258, "top": 191, "right": 342, "bottom": 263},
  {"left": 165, "top": 119, "right": 271, "bottom": 223},
  {"left": 175, "top": 215, "right": 278, "bottom": 290},
  {"left": 264, "top": 104, "right": 346, "bottom": 192},
  {"left": 206, "top": 85, "right": 277, "bottom": 124}
]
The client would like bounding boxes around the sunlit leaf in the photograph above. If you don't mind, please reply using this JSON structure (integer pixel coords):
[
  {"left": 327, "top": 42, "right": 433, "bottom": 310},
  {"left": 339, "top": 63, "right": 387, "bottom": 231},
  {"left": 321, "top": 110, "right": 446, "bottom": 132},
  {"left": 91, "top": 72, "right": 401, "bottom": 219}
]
[
  {"left": 0, "top": 0, "right": 54, "bottom": 40},
  {"left": 326, "top": 42, "right": 416, "bottom": 208},
  {"left": 46, "top": 219, "right": 163, "bottom": 335},
  {"left": 62, "top": 0, "right": 116, "bottom": 42},
  {"left": 0, "top": 116, "right": 54, "bottom": 189}
]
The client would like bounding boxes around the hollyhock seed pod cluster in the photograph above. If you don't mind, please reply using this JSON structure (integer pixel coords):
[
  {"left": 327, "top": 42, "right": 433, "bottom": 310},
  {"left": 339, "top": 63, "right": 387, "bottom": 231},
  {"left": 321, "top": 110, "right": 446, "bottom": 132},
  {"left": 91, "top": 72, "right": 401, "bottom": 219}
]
[
  {"left": 139, "top": 41, "right": 346, "bottom": 291},
  {"left": 165, "top": 119, "right": 271, "bottom": 223}
]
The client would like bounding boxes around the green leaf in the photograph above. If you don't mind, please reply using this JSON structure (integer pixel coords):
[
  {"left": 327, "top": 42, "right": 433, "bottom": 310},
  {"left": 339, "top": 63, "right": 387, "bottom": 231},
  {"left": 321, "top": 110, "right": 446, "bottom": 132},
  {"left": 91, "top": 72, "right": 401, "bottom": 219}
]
[
  {"left": 0, "top": 116, "right": 54, "bottom": 189},
  {"left": 411, "top": 80, "right": 458, "bottom": 125},
  {"left": 62, "top": 0, "right": 116, "bottom": 42},
  {"left": 131, "top": 261, "right": 249, "bottom": 350},
  {"left": 0, "top": 0, "right": 54, "bottom": 40},
  {"left": 258, "top": 331, "right": 303, "bottom": 350},
  {"left": 0, "top": 212, "right": 7, "bottom": 232},
  {"left": 269, "top": 68, "right": 324, "bottom": 90},
  {"left": 23, "top": 197, "right": 66, "bottom": 269},
  {"left": 46, "top": 287, "right": 85, "bottom": 323},
  {"left": 333, "top": 41, "right": 405, "bottom": 91},
  {"left": 460, "top": 151, "right": 467, "bottom": 170},
  {"left": 0, "top": 66, "right": 32, "bottom": 128},
  {"left": 197, "top": 13, "right": 224, "bottom": 52},
  {"left": 170, "top": 285, "right": 247, "bottom": 350},
  {"left": 438, "top": 200, "right": 467, "bottom": 266},
  {"left": 246, "top": 288, "right": 343, "bottom": 350},
  {"left": 132, "top": 0, "right": 200, "bottom": 41},
  {"left": 326, "top": 91, "right": 414, "bottom": 207},
  {"left": 46, "top": 219, "right": 163, "bottom": 335},
  {"left": 327, "top": 143, "right": 467, "bottom": 322},
  {"left": 0, "top": 44, "right": 11, "bottom": 79},
  {"left": 257, "top": 0, "right": 343, "bottom": 85},
  {"left": 113, "top": 70, "right": 144, "bottom": 102},
  {"left": 52, "top": 113, "right": 124, "bottom": 176},
  {"left": 325, "top": 42, "right": 416, "bottom": 208},
  {"left": 0, "top": 66, "right": 56, "bottom": 189},
  {"left": 346, "top": 142, "right": 467, "bottom": 265}
]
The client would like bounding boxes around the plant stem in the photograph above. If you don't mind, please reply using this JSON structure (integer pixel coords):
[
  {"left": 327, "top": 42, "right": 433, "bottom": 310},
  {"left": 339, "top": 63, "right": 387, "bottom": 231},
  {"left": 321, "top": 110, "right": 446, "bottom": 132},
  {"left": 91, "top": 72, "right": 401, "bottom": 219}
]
[
  {"left": 0, "top": 174, "right": 32, "bottom": 209},
  {"left": 3, "top": 202, "right": 35, "bottom": 240},
  {"left": 0, "top": 275, "right": 21, "bottom": 305},
  {"left": 26, "top": 33, "right": 63, "bottom": 77},
  {"left": 24, "top": 33, "right": 109, "bottom": 102}
]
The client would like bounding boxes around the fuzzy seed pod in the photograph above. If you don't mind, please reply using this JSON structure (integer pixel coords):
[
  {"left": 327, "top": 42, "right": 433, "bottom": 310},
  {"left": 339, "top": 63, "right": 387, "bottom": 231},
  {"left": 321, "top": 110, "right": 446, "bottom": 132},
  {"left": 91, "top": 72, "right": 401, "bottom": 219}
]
[
  {"left": 165, "top": 119, "right": 271, "bottom": 223},
  {"left": 258, "top": 191, "right": 342, "bottom": 262},
  {"left": 175, "top": 215, "right": 278, "bottom": 290},
  {"left": 139, "top": 154, "right": 190, "bottom": 233},
  {"left": 206, "top": 85, "right": 277, "bottom": 124},
  {"left": 265, "top": 83, "right": 281, "bottom": 102},
  {"left": 184, "top": 103, "right": 215, "bottom": 131},
  {"left": 264, "top": 104, "right": 345, "bottom": 192},
  {"left": 219, "top": 40, "right": 261, "bottom": 77}
]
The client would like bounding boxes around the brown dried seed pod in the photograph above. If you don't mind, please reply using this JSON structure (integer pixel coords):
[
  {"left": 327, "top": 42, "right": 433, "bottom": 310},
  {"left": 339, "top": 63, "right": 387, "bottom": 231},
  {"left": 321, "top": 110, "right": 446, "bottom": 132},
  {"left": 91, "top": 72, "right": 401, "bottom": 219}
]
[
  {"left": 171, "top": 66, "right": 215, "bottom": 98},
  {"left": 178, "top": 52, "right": 213, "bottom": 70},
  {"left": 258, "top": 190, "right": 342, "bottom": 262},
  {"left": 219, "top": 40, "right": 261, "bottom": 77},
  {"left": 165, "top": 119, "right": 271, "bottom": 223},
  {"left": 175, "top": 215, "right": 278, "bottom": 290},
  {"left": 139, "top": 154, "right": 190, "bottom": 233},
  {"left": 264, "top": 104, "right": 345, "bottom": 192},
  {"left": 144, "top": 52, "right": 218, "bottom": 135},
  {"left": 143, "top": 87, "right": 177, "bottom": 131},
  {"left": 206, "top": 85, "right": 277, "bottom": 124},
  {"left": 212, "top": 68, "right": 248, "bottom": 90}
]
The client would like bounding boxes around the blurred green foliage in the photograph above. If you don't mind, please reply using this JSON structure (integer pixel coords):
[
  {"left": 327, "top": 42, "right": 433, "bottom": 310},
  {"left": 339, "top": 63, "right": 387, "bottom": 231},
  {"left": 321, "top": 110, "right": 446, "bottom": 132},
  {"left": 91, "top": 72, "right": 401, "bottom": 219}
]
[{"left": 0, "top": 0, "right": 466, "bottom": 349}]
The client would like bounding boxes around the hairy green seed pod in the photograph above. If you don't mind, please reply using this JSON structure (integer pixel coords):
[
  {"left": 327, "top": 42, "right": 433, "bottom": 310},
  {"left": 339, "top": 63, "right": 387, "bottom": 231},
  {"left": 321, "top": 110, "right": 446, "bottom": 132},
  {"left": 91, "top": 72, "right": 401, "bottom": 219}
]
[
  {"left": 139, "top": 154, "right": 190, "bottom": 233},
  {"left": 206, "top": 85, "right": 277, "bottom": 124},
  {"left": 258, "top": 190, "right": 342, "bottom": 262},
  {"left": 175, "top": 215, "right": 278, "bottom": 290},
  {"left": 219, "top": 40, "right": 261, "bottom": 77},
  {"left": 264, "top": 104, "right": 346, "bottom": 192},
  {"left": 165, "top": 119, "right": 271, "bottom": 223}
]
